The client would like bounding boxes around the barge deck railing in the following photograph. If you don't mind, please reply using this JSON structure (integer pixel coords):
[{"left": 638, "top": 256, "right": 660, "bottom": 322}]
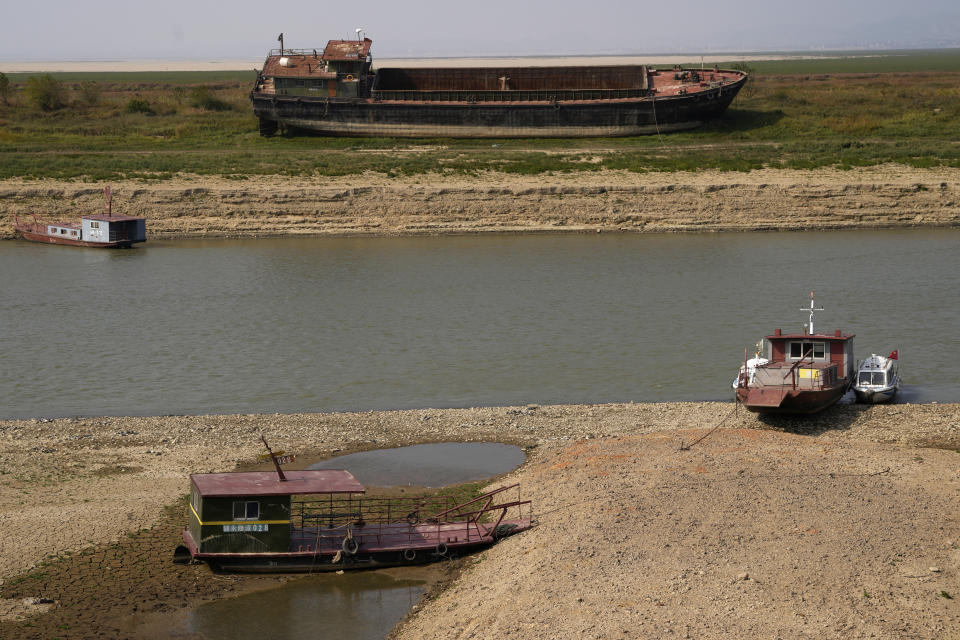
[{"left": 290, "top": 484, "right": 530, "bottom": 553}]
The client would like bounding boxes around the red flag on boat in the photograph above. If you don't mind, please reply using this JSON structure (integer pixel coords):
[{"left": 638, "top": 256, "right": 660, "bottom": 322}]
[{"left": 888, "top": 350, "right": 898, "bottom": 360}]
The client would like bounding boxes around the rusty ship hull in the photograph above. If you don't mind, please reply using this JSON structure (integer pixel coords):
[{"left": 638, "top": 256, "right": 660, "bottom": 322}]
[
  {"left": 251, "top": 39, "right": 748, "bottom": 138},
  {"left": 251, "top": 81, "right": 745, "bottom": 138}
]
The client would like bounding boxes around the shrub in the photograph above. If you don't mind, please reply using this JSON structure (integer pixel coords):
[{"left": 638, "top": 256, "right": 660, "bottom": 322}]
[
  {"left": 77, "top": 81, "right": 101, "bottom": 107},
  {"left": 189, "top": 86, "right": 231, "bottom": 111},
  {"left": 24, "top": 74, "right": 66, "bottom": 111},
  {"left": 0, "top": 72, "right": 11, "bottom": 105},
  {"left": 125, "top": 97, "right": 154, "bottom": 114}
]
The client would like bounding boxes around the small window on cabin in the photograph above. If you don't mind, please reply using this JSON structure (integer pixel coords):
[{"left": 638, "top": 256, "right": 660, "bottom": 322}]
[
  {"left": 91, "top": 221, "right": 100, "bottom": 229},
  {"left": 60, "top": 229, "right": 67, "bottom": 234},
  {"left": 233, "top": 501, "right": 259, "bottom": 520},
  {"left": 789, "top": 341, "right": 825, "bottom": 360}
]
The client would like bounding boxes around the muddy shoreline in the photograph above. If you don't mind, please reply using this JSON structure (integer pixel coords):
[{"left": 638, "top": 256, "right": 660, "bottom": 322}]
[
  {"left": 2, "top": 166, "right": 960, "bottom": 239},
  {"left": 1, "top": 402, "right": 958, "bottom": 638}
]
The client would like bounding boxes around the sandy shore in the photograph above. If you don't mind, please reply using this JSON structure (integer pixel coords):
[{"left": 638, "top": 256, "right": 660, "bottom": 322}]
[
  {"left": 1, "top": 402, "right": 958, "bottom": 637},
  {"left": 2, "top": 166, "right": 960, "bottom": 239}
]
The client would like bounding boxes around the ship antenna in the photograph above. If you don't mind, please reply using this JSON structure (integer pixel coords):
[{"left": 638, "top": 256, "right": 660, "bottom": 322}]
[
  {"left": 801, "top": 290, "right": 824, "bottom": 335},
  {"left": 260, "top": 435, "right": 287, "bottom": 481},
  {"left": 105, "top": 185, "right": 112, "bottom": 217}
]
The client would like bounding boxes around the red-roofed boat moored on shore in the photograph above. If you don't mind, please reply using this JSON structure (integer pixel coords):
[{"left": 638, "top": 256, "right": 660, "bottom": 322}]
[
  {"left": 176, "top": 441, "right": 532, "bottom": 573},
  {"left": 735, "top": 292, "right": 855, "bottom": 415},
  {"left": 13, "top": 187, "right": 145, "bottom": 248}
]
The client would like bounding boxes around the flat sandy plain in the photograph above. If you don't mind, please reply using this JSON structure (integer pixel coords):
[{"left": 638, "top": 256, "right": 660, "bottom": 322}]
[
  {"left": 0, "top": 53, "right": 810, "bottom": 73},
  {"left": 2, "top": 166, "right": 960, "bottom": 239},
  {"left": 0, "top": 402, "right": 958, "bottom": 638}
]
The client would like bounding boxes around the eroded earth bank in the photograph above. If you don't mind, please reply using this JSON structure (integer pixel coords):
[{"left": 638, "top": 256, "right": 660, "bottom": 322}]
[
  {"left": 2, "top": 166, "right": 960, "bottom": 238},
  {"left": 0, "top": 402, "right": 958, "bottom": 638}
]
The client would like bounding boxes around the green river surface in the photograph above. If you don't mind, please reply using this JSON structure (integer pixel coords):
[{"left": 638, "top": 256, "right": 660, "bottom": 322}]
[{"left": 1, "top": 229, "right": 957, "bottom": 420}]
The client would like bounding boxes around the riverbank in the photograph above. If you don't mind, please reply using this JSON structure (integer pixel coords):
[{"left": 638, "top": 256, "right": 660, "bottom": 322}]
[
  {"left": 1, "top": 402, "right": 958, "bottom": 637},
  {"left": 2, "top": 166, "right": 960, "bottom": 238}
]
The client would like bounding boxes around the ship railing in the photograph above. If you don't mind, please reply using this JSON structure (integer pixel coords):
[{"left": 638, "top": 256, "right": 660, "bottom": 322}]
[
  {"left": 371, "top": 88, "right": 654, "bottom": 103},
  {"left": 12, "top": 214, "right": 48, "bottom": 234},
  {"left": 267, "top": 48, "right": 325, "bottom": 57},
  {"left": 290, "top": 484, "right": 530, "bottom": 551}
]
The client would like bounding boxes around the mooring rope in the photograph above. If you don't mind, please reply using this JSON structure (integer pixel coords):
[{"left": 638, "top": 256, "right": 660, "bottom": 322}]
[
  {"left": 650, "top": 91, "right": 664, "bottom": 146},
  {"left": 678, "top": 399, "right": 740, "bottom": 451}
]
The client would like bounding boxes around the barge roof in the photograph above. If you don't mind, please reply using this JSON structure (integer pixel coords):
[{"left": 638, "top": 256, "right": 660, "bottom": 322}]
[
  {"left": 322, "top": 38, "right": 372, "bottom": 61},
  {"left": 262, "top": 55, "right": 336, "bottom": 79},
  {"left": 191, "top": 470, "right": 365, "bottom": 497}
]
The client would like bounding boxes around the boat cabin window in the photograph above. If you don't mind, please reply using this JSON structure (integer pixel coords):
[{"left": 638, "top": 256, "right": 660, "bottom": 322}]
[
  {"left": 233, "top": 500, "right": 260, "bottom": 521},
  {"left": 788, "top": 341, "right": 825, "bottom": 360},
  {"left": 858, "top": 371, "right": 886, "bottom": 386},
  {"left": 91, "top": 221, "right": 100, "bottom": 229}
]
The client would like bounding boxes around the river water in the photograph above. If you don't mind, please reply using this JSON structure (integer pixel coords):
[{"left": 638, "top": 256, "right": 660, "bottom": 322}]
[{"left": 1, "top": 230, "right": 957, "bottom": 419}]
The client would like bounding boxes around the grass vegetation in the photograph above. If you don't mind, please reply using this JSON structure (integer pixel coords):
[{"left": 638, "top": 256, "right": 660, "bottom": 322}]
[{"left": 1, "top": 50, "right": 959, "bottom": 181}]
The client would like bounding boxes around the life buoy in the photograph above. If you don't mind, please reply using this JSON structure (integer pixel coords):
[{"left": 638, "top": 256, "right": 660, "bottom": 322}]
[
  {"left": 406, "top": 511, "right": 419, "bottom": 526},
  {"left": 345, "top": 74, "right": 354, "bottom": 81},
  {"left": 403, "top": 548, "right": 417, "bottom": 561},
  {"left": 435, "top": 543, "right": 448, "bottom": 557},
  {"left": 342, "top": 537, "right": 359, "bottom": 555}
]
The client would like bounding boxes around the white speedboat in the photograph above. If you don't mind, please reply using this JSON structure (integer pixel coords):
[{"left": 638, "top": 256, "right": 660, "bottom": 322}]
[{"left": 853, "top": 351, "right": 900, "bottom": 404}]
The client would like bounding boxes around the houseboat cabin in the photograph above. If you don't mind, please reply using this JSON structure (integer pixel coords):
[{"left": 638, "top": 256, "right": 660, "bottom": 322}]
[{"left": 186, "top": 470, "right": 364, "bottom": 557}]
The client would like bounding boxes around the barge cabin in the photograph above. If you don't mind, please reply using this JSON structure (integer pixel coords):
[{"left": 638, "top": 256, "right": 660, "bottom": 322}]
[{"left": 180, "top": 468, "right": 531, "bottom": 572}]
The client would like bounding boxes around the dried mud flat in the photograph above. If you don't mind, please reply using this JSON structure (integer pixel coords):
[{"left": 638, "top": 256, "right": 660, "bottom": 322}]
[
  {"left": 1, "top": 402, "right": 959, "bottom": 639},
  {"left": 2, "top": 165, "right": 960, "bottom": 239}
]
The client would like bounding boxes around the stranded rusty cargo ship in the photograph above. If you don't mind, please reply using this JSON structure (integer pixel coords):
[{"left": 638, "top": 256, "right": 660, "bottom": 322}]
[{"left": 251, "top": 36, "right": 748, "bottom": 138}]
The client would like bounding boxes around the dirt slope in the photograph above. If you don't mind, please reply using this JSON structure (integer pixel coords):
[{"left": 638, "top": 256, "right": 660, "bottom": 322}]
[
  {"left": 396, "top": 429, "right": 960, "bottom": 639},
  {"left": 2, "top": 166, "right": 959, "bottom": 238}
]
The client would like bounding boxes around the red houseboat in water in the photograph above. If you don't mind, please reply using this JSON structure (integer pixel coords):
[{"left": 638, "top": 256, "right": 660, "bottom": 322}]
[
  {"left": 13, "top": 187, "right": 145, "bottom": 248},
  {"left": 735, "top": 293, "right": 855, "bottom": 414}
]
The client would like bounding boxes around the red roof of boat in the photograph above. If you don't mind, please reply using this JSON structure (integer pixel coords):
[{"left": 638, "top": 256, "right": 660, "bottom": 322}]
[
  {"left": 766, "top": 331, "right": 854, "bottom": 341},
  {"left": 323, "top": 38, "right": 372, "bottom": 61},
  {"left": 82, "top": 214, "right": 144, "bottom": 222},
  {"left": 262, "top": 55, "right": 337, "bottom": 79},
  {"left": 191, "top": 470, "right": 365, "bottom": 497}
]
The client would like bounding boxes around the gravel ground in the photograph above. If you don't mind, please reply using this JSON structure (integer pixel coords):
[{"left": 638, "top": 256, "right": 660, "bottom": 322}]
[{"left": 1, "top": 401, "right": 958, "bottom": 637}]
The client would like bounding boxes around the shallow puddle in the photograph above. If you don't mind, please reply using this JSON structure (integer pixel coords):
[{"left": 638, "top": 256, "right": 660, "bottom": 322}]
[
  {"left": 307, "top": 442, "right": 526, "bottom": 487},
  {"left": 187, "top": 571, "right": 426, "bottom": 640}
]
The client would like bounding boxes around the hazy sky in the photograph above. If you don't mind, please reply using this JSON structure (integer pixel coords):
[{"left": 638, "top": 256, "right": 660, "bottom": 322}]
[{"left": 4, "top": 0, "right": 959, "bottom": 60}]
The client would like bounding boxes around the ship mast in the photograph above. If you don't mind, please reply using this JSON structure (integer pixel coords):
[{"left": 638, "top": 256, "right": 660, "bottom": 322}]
[{"left": 801, "top": 290, "right": 824, "bottom": 335}]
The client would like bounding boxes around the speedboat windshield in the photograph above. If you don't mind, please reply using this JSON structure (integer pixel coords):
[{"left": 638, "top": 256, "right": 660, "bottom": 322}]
[{"left": 858, "top": 371, "right": 886, "bottom": 386}]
